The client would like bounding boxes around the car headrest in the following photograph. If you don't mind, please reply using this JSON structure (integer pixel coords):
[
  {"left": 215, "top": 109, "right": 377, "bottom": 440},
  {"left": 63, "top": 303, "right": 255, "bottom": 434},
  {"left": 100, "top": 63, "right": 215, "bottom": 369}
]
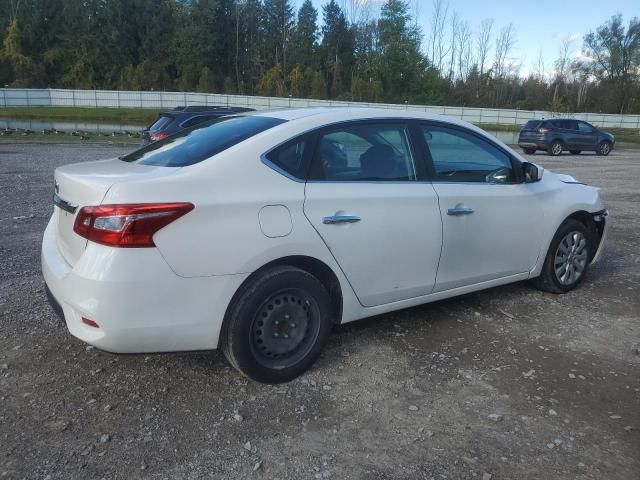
[
  {"left": 321, "top": 139, "right": 347, "bottom": 170},
  {"left": 360, "top": 144, "right": 396, "bottom": 179}
]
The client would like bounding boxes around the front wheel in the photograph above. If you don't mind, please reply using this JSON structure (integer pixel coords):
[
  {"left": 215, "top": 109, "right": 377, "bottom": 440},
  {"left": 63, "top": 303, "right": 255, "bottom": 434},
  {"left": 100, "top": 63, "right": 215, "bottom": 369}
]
[
  {"left": 548, "top": 141, "right": 563, "bottom": 156},
  {"left": 533, "top": 219, "right": 593, "bottom": 293},
  {"left": 221, "top": 265, "right": 333, "bottom": 383},
  {"left": 597, "top": 141, "right": 611, "bottom": 156}
]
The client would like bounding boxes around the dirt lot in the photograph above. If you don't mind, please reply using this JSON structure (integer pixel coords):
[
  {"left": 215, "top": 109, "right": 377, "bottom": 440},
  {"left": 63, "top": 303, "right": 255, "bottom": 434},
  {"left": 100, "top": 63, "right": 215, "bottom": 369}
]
[{"left": 0, "top": 144, "right": 638, "bottom": 480}]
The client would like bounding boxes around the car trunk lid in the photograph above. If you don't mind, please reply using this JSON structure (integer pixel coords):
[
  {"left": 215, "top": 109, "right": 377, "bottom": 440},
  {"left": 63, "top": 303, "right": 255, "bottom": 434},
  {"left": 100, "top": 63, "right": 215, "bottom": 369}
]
[{"left": 53, "top": 158, "right": 179, "bottom": 266}]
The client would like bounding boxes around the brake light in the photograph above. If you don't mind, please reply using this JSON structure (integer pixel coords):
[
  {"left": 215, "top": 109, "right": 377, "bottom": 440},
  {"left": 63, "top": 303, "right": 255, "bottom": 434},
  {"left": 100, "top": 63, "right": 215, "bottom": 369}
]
[
  {"left": 73, "top": 203, "right": 194, "bottom": 247},
  {"left": 538, "top": 128, "right": 551, "bottom": 134},
  {"left": 150, "top": 132, "right": 169, "bottom": 141}
]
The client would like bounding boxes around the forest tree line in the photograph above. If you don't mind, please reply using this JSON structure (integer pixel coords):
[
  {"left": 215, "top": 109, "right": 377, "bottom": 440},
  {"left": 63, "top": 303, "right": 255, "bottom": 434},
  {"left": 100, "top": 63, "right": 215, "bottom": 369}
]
[{"left": 1, "top": 0, "right": 640, "bottom": 113}]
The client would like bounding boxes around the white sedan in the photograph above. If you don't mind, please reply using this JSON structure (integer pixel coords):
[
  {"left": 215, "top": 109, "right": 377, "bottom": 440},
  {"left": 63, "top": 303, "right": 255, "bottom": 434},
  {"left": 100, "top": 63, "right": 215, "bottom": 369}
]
[{"left": 42, "top": 108, "right": 608, "bottom": 383}]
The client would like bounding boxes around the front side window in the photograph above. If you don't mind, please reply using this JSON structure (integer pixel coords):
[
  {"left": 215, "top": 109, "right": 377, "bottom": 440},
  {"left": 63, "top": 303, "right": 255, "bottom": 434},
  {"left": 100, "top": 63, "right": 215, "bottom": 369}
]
[
  {"left": 422, "top": 125, "right": 515, "bottom": 184},
  {"left": 122, "top": 116, "right": 286, "bottom": 167},
  {"left": 578, "top": 121, "right": 593, "bottom": 133},
  {"left": 310, "top": 123, "right": 417, "bottom": 181}
]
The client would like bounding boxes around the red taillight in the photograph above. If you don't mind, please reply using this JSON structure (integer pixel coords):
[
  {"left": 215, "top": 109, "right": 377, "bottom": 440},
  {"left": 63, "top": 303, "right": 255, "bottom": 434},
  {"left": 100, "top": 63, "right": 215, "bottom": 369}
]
[
  {"left": 150, "top": 132, "right": 169, "bottom": 141},
  {"left": 73, "top": 203, "right": 194, "bottom": 248},
  {"left": 538, "top": 128, "right": 551, "bottom": 134},
  {"left": 82, "top": 317, "right": 100, "bottom": 328}
]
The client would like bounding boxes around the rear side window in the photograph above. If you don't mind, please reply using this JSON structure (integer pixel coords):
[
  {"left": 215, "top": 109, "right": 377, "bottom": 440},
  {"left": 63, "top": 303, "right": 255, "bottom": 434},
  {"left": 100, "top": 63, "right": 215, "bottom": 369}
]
[
  {"left": 122, "top": 116, "right": 286, "bottom": 167},
  {"left": 265, "top": 138, "right": 308, "bottom": 179},
  {"left": 309, "top": 123, "right": 417, "bottom": 181},
  {"left": 181, "top": 115, "right": 216, "bottom": 128},
  {"left": 149, "top": 115, "right": 174, "bottom": 131}
]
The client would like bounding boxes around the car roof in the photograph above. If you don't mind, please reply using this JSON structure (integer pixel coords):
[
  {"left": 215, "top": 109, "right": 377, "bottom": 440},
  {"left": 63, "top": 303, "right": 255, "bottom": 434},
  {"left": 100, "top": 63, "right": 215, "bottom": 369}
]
[{"left": 251, "top": 106, "right": 474, "bottom": 128}]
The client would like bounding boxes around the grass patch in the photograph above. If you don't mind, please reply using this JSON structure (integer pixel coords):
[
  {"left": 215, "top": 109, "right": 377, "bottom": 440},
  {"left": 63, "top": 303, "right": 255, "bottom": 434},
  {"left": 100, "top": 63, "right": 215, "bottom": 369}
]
[
  {"left": 0, "top": 106, "right": 160, "bottom": 123},
  {"left": 0, "top": 132, "right": 140, "bottom": 145}
]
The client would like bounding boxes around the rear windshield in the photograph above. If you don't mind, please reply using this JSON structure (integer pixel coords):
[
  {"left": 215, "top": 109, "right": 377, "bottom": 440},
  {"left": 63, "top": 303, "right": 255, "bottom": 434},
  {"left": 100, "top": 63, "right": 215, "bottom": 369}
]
[
  {"left": 523, "top": 120, "right": 541, "bottom": 130},
  {"left": 149, "top": 114, "right": 174, "bottom": 131},
  {"left": 122, "top": 116, "right": 286, "bottom": 167}
]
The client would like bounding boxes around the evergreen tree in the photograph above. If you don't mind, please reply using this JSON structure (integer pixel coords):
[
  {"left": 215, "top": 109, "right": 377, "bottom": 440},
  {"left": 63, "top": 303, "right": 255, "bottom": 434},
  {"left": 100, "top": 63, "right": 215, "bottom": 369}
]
[
  {"left": 262, "top": 0, "right": 294, "bottom": 79},
  {"left": 320, "top": 0, "right": 355, "bottom": 98},
  {"left": 290, "top": 0, "right": 318, "bottom": 69}
]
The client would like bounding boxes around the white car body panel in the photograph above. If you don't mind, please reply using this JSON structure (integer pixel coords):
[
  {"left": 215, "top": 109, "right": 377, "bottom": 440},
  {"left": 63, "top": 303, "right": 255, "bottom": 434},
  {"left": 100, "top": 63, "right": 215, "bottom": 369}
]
[
  {"left": 41, "top": 107, "right": 607, "bottom": 353},
  {"left": 303, "top": 182, "right": 442, "bottom": 306},
  {"left": 432, "top": 182, "right": 544, "bottom": 291}
]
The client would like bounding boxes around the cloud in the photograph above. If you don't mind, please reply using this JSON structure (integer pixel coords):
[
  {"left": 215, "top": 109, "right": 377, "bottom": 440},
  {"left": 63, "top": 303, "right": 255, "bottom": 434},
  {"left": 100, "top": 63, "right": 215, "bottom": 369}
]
[{"left": 567, "top": 32, "right": 583, "bottom": 43}]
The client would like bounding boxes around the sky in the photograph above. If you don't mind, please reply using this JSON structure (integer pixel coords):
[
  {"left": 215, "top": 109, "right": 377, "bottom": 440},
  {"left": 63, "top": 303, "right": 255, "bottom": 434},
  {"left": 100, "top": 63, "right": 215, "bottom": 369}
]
[{"left": 298, "top": 0, "right": 639, "bottom": 76}]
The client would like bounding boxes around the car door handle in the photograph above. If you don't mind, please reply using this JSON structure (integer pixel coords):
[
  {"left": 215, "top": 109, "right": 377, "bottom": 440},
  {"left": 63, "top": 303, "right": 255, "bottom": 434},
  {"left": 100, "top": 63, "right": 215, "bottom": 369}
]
[
  {"left": 323, "top": 215, "right": 361, "bottom": 225},
  {"left": 447, "top": 207, "right": 474, "bottom": 216}
]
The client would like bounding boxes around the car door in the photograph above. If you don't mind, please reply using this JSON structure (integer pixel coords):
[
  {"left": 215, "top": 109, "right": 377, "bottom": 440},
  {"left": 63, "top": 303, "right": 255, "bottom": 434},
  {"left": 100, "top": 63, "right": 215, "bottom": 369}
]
[
  {"left": 418, "top": 122, "right": 544, "bottom": 292},
  {"left": 303, "top": 121, "right": 442, "bottom": 307},
  {"left": 577, "top": 121, "right": 598, "bottom": 149},
  {"left": 560, "top": 120, "right": 581, "bottom": 149}
]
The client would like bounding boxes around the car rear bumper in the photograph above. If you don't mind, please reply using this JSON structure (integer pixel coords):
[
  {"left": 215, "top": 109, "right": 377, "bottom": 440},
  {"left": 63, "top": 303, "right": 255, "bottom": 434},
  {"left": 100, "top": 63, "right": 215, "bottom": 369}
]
[
  {"left": 519, "top": 141, "right": 547, "bottom": 149},
  {"left": 41, "top": 216, "right": 248, "bottom": 353}
]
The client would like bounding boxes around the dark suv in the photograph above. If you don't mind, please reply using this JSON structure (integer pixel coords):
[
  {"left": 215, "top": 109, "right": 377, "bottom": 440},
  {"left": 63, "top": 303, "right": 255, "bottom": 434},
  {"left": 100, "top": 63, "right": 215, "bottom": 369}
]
[
  {"left": 518, "top": 119, "right": 614, "bottom": 156},
  {"left": 141, "top": 105, "right": 255, "bottom": 145}
]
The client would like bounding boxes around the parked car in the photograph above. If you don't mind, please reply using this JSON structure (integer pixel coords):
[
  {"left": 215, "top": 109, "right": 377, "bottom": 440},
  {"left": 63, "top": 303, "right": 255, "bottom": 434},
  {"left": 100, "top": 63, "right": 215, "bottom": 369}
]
[
  {"left": 518, "top": 118, "right": 614, "bottom": 156},
  {"left": 43, "top": 108, "right": 608, "bottom": 383},
  {"left": 141, "top": 105, "right": 254, "bottom": 145}
]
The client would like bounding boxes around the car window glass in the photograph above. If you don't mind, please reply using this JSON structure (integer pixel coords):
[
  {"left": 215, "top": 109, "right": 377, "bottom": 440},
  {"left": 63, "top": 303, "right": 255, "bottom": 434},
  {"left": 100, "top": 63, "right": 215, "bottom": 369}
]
[
  {"left": 422, "top": 126, "right": 515, "bottom": 184},
  {"left": 265, "top": 138, "right": 307, "bottom": 179},
  {"left": 181, "top": 115, "right": 214, "bottom": 128},
  {"left": 122, "top": 116, "right": 286, "bottom": 167},
  {"left": 312, "top": 124, "right": 417, "bottom": 181},
  {"left": 149, "top": 115, "right": 173, "bottom": 131},
  {"left": 578, "top": 122, "right": 593, "bottom": 133}
]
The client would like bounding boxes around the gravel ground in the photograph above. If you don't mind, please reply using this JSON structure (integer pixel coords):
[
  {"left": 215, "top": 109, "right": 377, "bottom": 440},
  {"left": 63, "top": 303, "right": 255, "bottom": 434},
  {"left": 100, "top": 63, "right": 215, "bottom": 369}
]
[{"left": 0, "top": 144, "right": 638, "bottom": 480}]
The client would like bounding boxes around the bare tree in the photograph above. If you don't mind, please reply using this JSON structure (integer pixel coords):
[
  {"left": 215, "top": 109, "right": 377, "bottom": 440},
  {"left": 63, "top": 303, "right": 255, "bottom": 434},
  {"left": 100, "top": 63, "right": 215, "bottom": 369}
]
[
  {"left": 428, "top": 0, "right": 450, "bottom": 71},
  {"left": 493, "top": 23, "right": 516, "bottom": 79},
  {"left": 456, "top": 19, "right": 473, "bottom": 81},
  {"left": 551, "top": 36, "right": 573, "bottom": 109},
  {"left": 340, "top": 0, "right": 375, "bottom": 25},
  {"left": 476, "top": 18, "right": 493, "bottom": 78},
  {"left": 534, "top": 48, "right": 545, "bottom": 81},
  {"left": 447, "top": 11, "right": 460, "bottom": 80}
]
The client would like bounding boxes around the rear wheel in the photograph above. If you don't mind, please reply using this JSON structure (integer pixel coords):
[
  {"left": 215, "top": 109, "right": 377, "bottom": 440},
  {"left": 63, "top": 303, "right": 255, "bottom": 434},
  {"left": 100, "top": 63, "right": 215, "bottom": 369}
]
[
  {"left": 221, "top": 265, "right": 333, "bottom": 383},
  {"left": 522, "top": 148, "right": 536, "bottom": 155},
  {"left": 569, "top": 150, "right": 581, "bottom": 155},
  {"left": 533, "top": 219, "right": 593, "bottom": 293},
  {"left": 597, "top": 141, "right": 611, "bottom": 156},
  {"left": 548, "top": 141, "right": 563, "bottom": 156}
]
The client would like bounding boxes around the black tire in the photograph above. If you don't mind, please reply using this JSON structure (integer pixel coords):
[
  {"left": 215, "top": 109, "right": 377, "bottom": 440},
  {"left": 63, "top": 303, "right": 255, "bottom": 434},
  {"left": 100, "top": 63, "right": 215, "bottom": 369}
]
[
  {"left": 221, "top": 265, "right": 333, "bottom": 383},
  {"left": 569, "top": 150, "right": 581, "bottom": 155},
  {"left": 548, "top": 140, "right": 563, "bottom": 156},
  {"left": 597, "top": 141, "right": 611, "bottom": 156},
  {"left": 522, "top": 148, "right": 536, "bottom": 155},
  {"left": 533, "top": 219, "right": 593, "bottom": 293}
]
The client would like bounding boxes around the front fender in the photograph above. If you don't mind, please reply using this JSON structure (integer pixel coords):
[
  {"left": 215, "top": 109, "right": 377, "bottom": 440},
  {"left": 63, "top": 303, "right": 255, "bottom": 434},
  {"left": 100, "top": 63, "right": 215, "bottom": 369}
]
[{"left": 528, "top": 173, "right": 604, "bottom": 277}]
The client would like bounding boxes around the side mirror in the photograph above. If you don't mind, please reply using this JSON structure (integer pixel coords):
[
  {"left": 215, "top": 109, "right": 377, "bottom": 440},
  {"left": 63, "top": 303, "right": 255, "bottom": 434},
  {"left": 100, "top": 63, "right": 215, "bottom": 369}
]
[{"left": 523, "top": 162, "right": 544, "bottom": 183}]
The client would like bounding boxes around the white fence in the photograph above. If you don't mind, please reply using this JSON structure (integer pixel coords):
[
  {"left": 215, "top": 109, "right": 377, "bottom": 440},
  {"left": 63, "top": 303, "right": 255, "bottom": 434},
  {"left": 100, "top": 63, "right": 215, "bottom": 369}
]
[{"left": 2, "top": 88, "right": 640, "bottom": 130}]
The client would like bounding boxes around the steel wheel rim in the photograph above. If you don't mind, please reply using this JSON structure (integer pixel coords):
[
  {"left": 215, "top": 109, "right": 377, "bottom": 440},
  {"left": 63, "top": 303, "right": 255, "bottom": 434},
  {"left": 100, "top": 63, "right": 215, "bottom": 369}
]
[
  {"left": 250, "top": 288, "right": 321, "bottom": 369},
  {"left": 552, "top": 143, "right": 562, "bottom": 155},
  {"left": 554, "top": 231, "right": 588, "bottom": 285},
  {"left": 601, "top": 143, "right": 610, "bottom": 154}
]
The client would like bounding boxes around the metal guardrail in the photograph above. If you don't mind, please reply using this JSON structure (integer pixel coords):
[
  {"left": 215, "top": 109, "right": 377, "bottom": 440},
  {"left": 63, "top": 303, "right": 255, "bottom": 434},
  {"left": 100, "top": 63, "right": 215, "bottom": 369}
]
[{"left": 1, "top": 88, "right": 639, "bottom": 129}]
